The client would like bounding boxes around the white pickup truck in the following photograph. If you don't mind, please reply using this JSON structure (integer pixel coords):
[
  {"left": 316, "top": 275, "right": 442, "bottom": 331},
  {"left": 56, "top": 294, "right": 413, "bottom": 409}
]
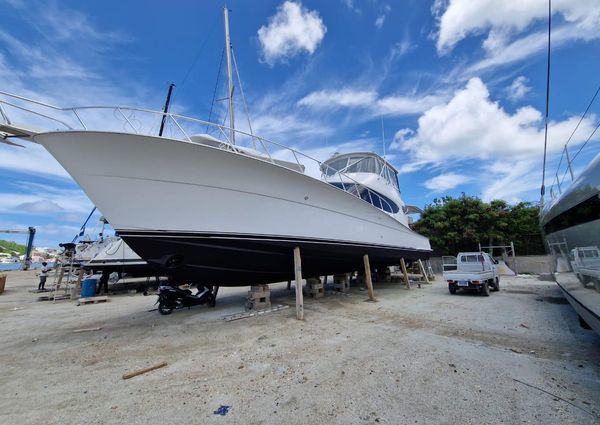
[
  {"left": 570, "top": 246, "right": 600, "bottom": 288},
  {"left": 443, "top": 252, "right": 500, "bottom": 296}
]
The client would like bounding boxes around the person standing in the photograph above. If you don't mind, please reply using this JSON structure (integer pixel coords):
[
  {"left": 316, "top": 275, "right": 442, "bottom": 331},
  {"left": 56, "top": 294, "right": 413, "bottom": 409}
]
[{"left": 38, "top": 262, "right": 49, "bottom": 291}]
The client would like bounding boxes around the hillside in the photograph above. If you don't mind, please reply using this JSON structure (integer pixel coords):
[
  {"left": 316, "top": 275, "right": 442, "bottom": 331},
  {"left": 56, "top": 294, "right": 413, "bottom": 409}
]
[{"left": 0, "top": 240, "right": 26, "bottom": 255}]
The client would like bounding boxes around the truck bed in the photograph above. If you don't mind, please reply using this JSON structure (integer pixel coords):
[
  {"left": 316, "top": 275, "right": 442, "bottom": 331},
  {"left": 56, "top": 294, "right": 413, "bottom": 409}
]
[{"left": 443, "top": 271, "right": 495, "bottom": 281}]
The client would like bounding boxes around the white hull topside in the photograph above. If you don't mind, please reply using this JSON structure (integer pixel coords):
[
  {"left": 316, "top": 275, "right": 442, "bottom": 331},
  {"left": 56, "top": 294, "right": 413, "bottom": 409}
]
[{"left": 34, "top": 131, "right": 431, "bottom": 284}]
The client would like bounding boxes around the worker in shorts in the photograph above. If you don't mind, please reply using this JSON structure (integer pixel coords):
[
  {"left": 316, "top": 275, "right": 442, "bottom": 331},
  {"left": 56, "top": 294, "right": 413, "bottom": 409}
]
[{"left": 38, "top": 261, "right": 49, "bottom": 290}]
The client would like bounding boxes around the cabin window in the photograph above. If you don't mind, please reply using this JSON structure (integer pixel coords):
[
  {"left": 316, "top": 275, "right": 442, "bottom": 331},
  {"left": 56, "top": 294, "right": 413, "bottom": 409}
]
[
  {"left": 328, "top": 182, "right": 399, "bottom": 213},
  {"left": 543, "top": 194, "right": 600, "bottom": 234}
]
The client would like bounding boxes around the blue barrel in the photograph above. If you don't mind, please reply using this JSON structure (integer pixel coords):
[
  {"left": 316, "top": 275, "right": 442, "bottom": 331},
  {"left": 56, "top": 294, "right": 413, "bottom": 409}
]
[{"left": 81, "top": 278, "right": 97, "bottom": 298}]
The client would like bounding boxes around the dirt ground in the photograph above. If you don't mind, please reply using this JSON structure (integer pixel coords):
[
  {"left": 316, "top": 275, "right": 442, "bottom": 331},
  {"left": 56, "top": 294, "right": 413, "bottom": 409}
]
[{"left": 0, "top": 270, "right": 598, "bottom": 425}]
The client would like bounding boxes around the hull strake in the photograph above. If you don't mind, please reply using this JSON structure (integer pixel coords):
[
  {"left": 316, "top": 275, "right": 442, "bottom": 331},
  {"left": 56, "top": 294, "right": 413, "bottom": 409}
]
[{"left": 119, "top": 230, "right": 430, "bottom": 286}]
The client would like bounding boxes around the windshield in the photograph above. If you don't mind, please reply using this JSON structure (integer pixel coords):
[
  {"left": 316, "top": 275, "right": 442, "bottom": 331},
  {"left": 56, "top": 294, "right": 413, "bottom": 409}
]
[{"left": 323, "top": 155, "right": 400, "bottom": 190}]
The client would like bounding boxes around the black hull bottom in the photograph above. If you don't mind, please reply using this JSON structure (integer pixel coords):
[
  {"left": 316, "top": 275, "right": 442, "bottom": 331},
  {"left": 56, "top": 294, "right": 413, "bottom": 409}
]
[{"left": 119, "top": 231, "right": 431, "bottom": 286}]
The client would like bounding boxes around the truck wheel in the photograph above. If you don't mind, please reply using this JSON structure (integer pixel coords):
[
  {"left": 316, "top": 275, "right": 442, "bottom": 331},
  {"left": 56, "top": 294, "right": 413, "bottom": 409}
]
[
  {"left": 493, "top": 277, "right": 500, "bottom": 291},
  {"left": 482, "top": 281, "right": 490, "bottom": 297},
  {"left": 449, "top": 284, "right": 456, "bottom": 294}
]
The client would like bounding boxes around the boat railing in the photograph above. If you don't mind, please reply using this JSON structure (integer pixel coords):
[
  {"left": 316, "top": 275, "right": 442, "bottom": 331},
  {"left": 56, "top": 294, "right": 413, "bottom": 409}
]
[
  {"left": 549, "top": 118, "right": 600, "bottom": 200},
  {"left": 0, "top": 90, "right": 399, "bottom": 216}
]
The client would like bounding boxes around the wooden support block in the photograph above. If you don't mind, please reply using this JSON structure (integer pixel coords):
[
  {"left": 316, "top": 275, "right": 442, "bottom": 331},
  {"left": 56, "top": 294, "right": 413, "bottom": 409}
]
[
  {"left": 122, "top": 362, "right": 168, "bottom": 380},
  {"left": 418, "top": 259, "right": 430, "bottom": 284},
  {"left": 307, "top": 278, "right": 325, "bottom": 298},
  {"left": 363, "top": 254, "right": 375, "bottom": 301},
  {"left": 333, "top": 274, "right": 350, "bottom": 293},
  {"left": 382, "top": 267, "right": 392, "bottom": 283},
  {"left": 247, "top": 284, "right": 271, "bottom": 309},
  {"left": 293, "top": 247, "right": 304, "bottom": 320},
  {"left": 400, "top": 258, "right": 410, "bottom": 289},
  {"left": 77, "top": 296, "right": 109, "bottom": 305}
]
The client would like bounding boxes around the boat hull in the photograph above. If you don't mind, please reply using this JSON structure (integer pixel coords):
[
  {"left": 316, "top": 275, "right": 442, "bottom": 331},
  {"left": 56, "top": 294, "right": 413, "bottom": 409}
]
[
  {"left": 118, "top": 230, "right": 430, "bottom": 285},
  {"left": 34, "top": 131, "right": 431, "bottom": 286},
  {"left": 540, "top": 153, "right": 600, "bottom": 335}
]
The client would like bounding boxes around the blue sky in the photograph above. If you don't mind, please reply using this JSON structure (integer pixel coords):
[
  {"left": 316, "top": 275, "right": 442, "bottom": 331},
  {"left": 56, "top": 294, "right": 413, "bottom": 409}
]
[{"left": 1, "top": 0, "right": 600, "bottom": 247}]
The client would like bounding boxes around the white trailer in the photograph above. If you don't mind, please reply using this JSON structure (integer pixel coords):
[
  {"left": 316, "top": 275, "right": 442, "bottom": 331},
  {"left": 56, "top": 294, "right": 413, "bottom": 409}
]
[{"left": 443, "top": 252, "right": 500, "bottom": 296}]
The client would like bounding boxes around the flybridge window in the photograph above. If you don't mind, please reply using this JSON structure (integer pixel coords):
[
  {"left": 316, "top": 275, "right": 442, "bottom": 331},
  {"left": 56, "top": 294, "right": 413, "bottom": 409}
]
[
  {"left": 323, "top": 155, "right": 400, "bottom": 190},
  {"left": 383, "top": 165, "right": 399, "bottom": 190},
  {"left": 346, "top": 156, "right": 381, "bottom": 174},
  {"left": 323, "top": 157, "right": 348, "bottom": 176}
]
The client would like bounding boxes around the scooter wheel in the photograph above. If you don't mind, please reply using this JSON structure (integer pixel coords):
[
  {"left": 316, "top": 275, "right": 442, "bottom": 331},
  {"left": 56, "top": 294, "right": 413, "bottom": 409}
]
[{"left": 158, "top": 302, "right": 173, "bottom": 315}]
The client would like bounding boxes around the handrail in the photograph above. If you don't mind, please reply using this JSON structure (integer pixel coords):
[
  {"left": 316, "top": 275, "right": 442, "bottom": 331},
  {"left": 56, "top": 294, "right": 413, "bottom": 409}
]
[
  {"left": 549, "top": 118, "right": 600, "bottom": 199},
  {"left": 0, "top": 90, "right": 403, "bottom": 217}
]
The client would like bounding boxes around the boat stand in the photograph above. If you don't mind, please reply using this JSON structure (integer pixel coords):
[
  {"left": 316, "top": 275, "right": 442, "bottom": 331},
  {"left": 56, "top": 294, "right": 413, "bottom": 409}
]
[
  {"left": 362, "top": 254, "right": 376, "bottom": 301},
  {"left": 293, "top": 247, "right": 304, "bottom": 320}
]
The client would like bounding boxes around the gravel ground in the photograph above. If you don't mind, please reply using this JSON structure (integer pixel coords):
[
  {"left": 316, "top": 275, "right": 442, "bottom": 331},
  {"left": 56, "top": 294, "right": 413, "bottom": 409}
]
[{"left": 0, "top": 270, "right": 598, "bottom": 425}]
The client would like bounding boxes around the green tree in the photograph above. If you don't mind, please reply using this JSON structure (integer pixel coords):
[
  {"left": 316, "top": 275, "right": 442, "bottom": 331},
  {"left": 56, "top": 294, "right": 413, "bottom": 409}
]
[{"left": 411, "top": 195, "right": 543, "bottom": 256}]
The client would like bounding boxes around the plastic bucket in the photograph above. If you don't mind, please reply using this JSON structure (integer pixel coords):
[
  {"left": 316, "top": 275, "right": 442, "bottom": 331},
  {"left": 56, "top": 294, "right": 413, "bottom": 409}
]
[{"left": 80, "top": 278, "right": 97, "bottom": 298}]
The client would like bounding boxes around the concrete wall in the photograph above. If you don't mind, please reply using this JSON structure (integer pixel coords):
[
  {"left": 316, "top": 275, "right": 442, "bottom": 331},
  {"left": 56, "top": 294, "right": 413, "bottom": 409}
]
[{"left": 428, "top": 255, "right": 554, "bottom": 275}]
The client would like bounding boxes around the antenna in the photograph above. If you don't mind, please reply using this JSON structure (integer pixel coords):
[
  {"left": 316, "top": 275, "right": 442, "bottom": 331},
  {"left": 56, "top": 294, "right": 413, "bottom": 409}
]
[{"left": 159, "top": 83, "right": 175, "bottom": 137}]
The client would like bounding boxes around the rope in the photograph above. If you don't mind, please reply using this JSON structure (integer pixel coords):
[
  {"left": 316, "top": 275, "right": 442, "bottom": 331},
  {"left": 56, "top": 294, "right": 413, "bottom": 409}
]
[
  {"left": 540, "top": 0, "right": 552, "bottom": 201},
  {"left": 553, "top": 82, "right": 600, "bottom": 184},
  {"left": 231, "top": 48, "right": 256, "bottom": 149},
  {"left": 207, "top": 47, "right": 225, "bottom": 133}
]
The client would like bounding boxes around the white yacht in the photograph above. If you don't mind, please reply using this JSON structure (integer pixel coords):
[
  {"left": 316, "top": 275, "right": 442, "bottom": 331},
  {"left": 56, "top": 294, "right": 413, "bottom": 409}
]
[
  {"left": 0, "top": 8, "right": 431, "bottom": 286},
  {"left": 85, "top": 237, "right": 154, "bottom": 277}
]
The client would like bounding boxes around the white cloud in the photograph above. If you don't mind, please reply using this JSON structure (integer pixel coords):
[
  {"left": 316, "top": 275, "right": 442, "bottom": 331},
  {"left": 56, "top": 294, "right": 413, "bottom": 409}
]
[
  {"left": 341, "top": 0, "right": 361, "bottom": 14},
  {"left": 298, "top": 89, "right": 377, "bottom": 109},
  {"left": 16, "top": 200, "right": 64, "bottom": 214},
  {"left": 0, "top": 183, "right": 93, "bottom": 217},
  {"left": 390, "top": 77, "right": 600, "bottom": 201},
  {"left": 297, "top": 87, "right": 446, "bottom": 117},
  {"left": 375, "top": 4, "right": 391, "bottom": 29},
  {"left": 464, "top": 22, "right": 600, "bottom": 75},
  {"left": 377, "top": 93, "right": 447, "bottom": 116},
  {"left": 0, "top": 141, "right": 70, "bottom": 179},
  {"left": 391, "top": 78, "right": 598, "bottom": 163},
  {"left": 257, "top": 1, "right": 327, "bottom": 65},
  {"left": 506, "top": 76, "right": 531, "bottom": 102},
  {"left": 423, "top": 172, "right": 471, "bottom": 192},
  {"left": 434, "top": 0, "right": 600, "bottom": 54},
  {"left": 389, "top": 39, "right": 414, "bottom": 59}
]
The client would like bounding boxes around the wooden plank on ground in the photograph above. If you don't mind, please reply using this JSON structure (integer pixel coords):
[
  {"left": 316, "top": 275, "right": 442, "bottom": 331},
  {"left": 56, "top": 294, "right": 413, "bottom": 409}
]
[{"left": 122, "top": 362, "right": 168, "bottom": 380}]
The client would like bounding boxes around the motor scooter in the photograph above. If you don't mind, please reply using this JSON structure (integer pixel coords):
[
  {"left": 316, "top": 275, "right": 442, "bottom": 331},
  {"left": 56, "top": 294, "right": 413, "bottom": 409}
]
[{"left": 156, "top": 284, "right": 216, "bottom": 315}]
